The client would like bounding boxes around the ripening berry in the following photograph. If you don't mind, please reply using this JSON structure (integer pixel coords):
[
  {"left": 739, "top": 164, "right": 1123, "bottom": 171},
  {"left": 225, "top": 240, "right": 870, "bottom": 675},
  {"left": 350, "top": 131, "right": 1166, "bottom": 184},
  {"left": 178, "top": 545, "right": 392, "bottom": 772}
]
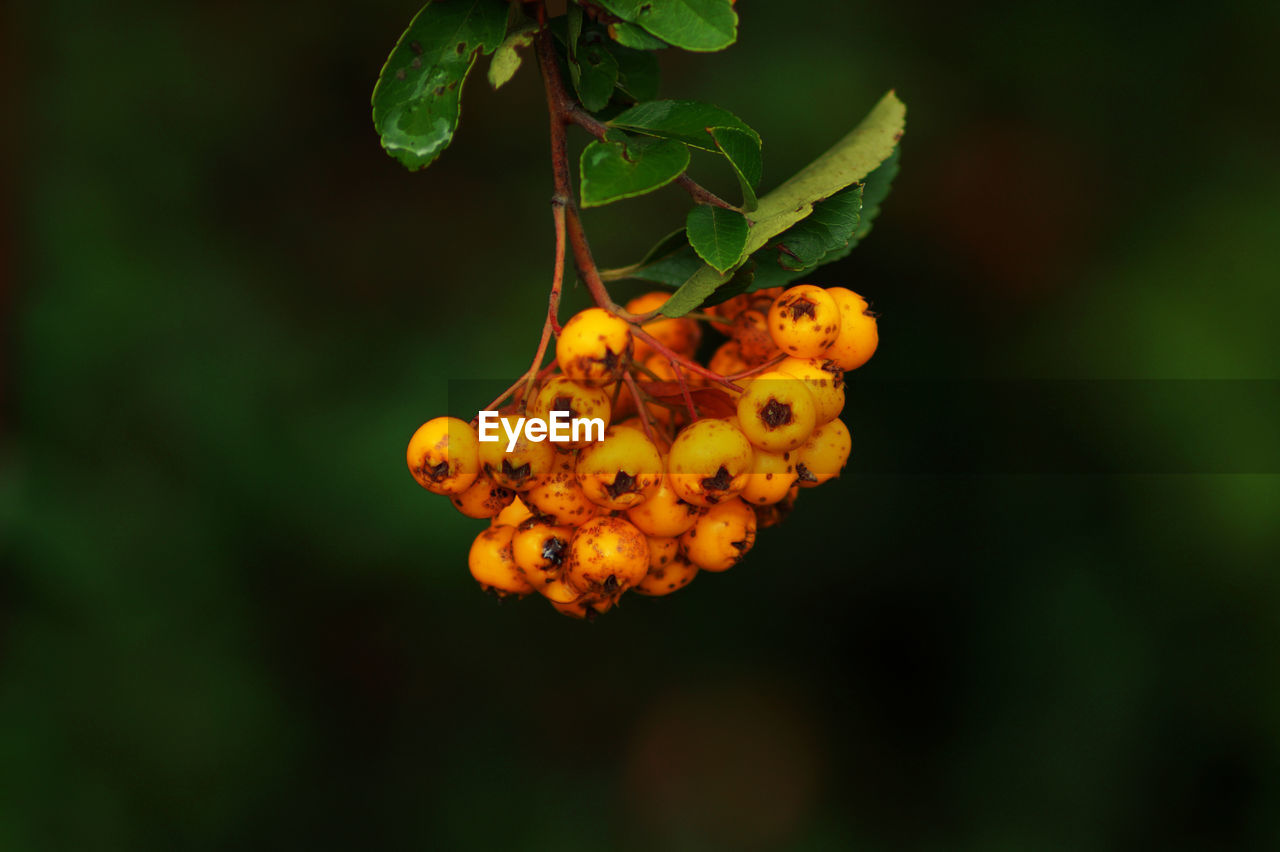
[
  {"left": 732, "top": 309, "right": 779, "bottom": 364},
  {"left": 768, "top": 284, "right": 842, "bottom": 358},
  {"left": 634, "top": 539, "right": 698, "bottom": 596},
  {"left": 523, "top": 451, "right": 598, "bottom": 526},
  {"left": 627, "top": 291, "right": 702, "bottom": 360},
  {"left": 556, "top": 307, "right": 632, "bottom": 384},
  {"left": 706, "top": 293, "right": 750, "bottom": 324},
  {"left": 469, "top": 525, "right": 534, "bottom": 597},
  {"left": 822, "top": 288, "right": 878, "bottom": 371},
  {"left": 680, "top": 498, "right": 757, "bottom": 573},
  {"left": 776, "top": 356, "right": 845, "bottom": 424},
  {"left": 493, "top": 495, "right": 533, "bottom": 527},
  {"left": 736, "top": 371, "right": 817, "bottom": 452},
  {"left": 740, "top": 449, "right": 799, "bottom": 506},
  {"left": 626, "top": 471, "right": 703, "bottom": 537},
  {"left": 576, "top": 424, "right": 663, "bottom": 510},
  {"left": 564, "top": 515, "right": 650, "bottom": 595},
  {"left": 667, "top": 418, "right": 754, "bottom": 507},
  {"left": 478, "top": 414, "right": 556, "bottom": 491},
  {"left": 512, "top": 518, "right": 574, "bottom": 587},
  {"left": 794, "top": 417, "right": 851, "bottom": 487},
  {"left": 450, "top": 474, "right": 516, "bottom": 519},
  {"left": 529, "top": 376, "right": 612, "bottom": 449},
  {"left": 406, "top": 417, "right": 480, "bottom": 495},
  {"left": 709, "top": 340, "right": 751, "bottom": 379}
]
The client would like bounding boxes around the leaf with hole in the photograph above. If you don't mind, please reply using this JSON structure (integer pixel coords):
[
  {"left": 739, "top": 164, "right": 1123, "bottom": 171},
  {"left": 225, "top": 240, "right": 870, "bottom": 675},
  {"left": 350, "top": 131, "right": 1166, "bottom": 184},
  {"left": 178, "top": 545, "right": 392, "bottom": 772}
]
[
  {"left": 593, "top": 0, "right": 738, "bottom": 52},
  {"left": 571, "top": 39, "right": 619, "bottom": 112},
  {"left": 579, "top": 136, "right": 690, "bottom": 207},
  {"left": 686, "top": 205, "right": 750, "bottom": 273},
  {"left": 371, "top": 0, "right": 508, "bottom": 171}
]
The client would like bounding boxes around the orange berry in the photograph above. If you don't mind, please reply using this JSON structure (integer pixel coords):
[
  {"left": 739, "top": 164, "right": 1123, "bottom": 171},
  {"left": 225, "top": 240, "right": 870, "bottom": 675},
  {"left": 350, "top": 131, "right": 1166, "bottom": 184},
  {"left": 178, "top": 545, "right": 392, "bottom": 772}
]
[
  {"left": 469, "top": 525, "right": 534, "bottom": 597},
  {"left": 450, "top": 474, "right": 516, "bottom": 519},
  {"left": 739, "top": 448, "right": 799, "bottom": 506},
  {"left": 576, "top": 424, "right": 663, "bottom": 510},
  {"left": 556, "top": 307, "right": 632, "bottom": 384},
  {"left": 735, "top": 371, "right": 817, "bottom": 452},
  {"left": 679, "top": 498, "right": 757, "bottom": 572},
  {"left": 626, "top": 472, "right": 704, "bottom": 537},
  {"left": 634, "top": 539, "right": 698, "bottom": 596},
  {"left": 478, "top": 414, "right": 556, "bottom": 491},
  {"left": 708, "top": 340, "right": 751, "bottom": 379},
  {"left": 529, "top": 376, "right": 613, "bottom": 449},
  {"left": 523, "top": 451, "right": 598, "bottom": 526},
  {"left": 794, "top": 418, "right": 851, "bottom": 487},
  {"left": 627, "top": 291, "right": 702, "bottom": 360},
  {"left": 667, "top": 418, "right": 754, "bottom": 507},
  {"left": 768, "top": 284, "right": 842, "bottom": 358},
  {"left": 731, "top": 309, "right": 779, "bottom": 364},
  {"left": 564, "top": 516, "right": 651, "bottom": 595},
  {"left": 823, "top": 288, "right": 879, "bottom": 371},
  {"left": 493, "top": 495, "right": 533, "bottom": 527},
  {"left": 551, "top": 594, "right": 617, "bottom": 620},
  {"left": 776, "top": 356, "right": 845, "bottom": 424},
  {"left": 406, "top": 417, "right": 480, "bottom": 495},
  {"left": 512, "top": 518, "right": 574, "bottom": 587}
]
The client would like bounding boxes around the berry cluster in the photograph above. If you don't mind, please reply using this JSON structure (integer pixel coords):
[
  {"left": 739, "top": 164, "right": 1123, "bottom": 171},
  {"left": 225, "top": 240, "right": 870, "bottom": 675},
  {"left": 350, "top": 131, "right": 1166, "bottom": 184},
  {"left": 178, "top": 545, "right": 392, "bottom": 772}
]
[{"left": 406, "top": 284, "right": 878, "bottom": 619}]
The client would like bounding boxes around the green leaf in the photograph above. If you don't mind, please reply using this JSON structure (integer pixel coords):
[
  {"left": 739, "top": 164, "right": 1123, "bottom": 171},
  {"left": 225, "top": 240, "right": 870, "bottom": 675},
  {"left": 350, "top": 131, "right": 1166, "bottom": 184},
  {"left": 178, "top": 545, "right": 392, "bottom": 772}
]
[
  {"left": 659, "top": 90, "right": 906, "bottom": 316},
  {"left": 571, "top": 39, "right": 619, "bottom": 112},
  {"left": 710, "top": 126, "right": 761, "bottom": 210},
  {"left": 579, "top": 136, "right": 690, "bottom": 207},
  {"left": 750, "top": 184, "right": 864, "bottom": 289},
  {"left": 848, "top": 146, "right": 900, "bottom": 248},
  {"left": 607, "top": 22, "right": 669, "bottom": 51},
  {"left": 594, "top": 0, "right": 738, "bottom": 52},
  {"left": 600, "top": 229, "right": 703, "bottom": 285},
  {"left": 608, "top": 99, "right": 758, "bottom": 151},
  {"left": 371, "top": 0, "right": 508, "bottom": 171},
  {"left": 607, "top": 43, "right": 661, "bottom": 102},
  {"left": 488, "top": 24, "right": 536, "bottom": 90},
  {"left": 686, "top": 205, "right": 750, "bottom": 273}
]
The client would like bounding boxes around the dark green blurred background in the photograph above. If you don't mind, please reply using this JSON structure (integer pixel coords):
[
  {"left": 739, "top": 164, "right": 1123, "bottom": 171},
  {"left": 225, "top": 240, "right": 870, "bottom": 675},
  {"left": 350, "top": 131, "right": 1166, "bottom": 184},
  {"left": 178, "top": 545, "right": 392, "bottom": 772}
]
[{"left": 5, "top": 0, "right": 1280, "bottom": 849}]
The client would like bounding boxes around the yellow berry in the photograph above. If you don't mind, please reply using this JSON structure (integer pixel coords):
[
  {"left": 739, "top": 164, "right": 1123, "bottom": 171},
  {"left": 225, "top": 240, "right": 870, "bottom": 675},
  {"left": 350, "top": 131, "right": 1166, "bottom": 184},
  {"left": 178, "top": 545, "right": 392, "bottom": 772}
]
[
  {"left": 556, "top": 307, "right": 632, "bottom": 384},
  {"left": 634, "top": 539, "right": 698, "bottom": 596},
  {"left": 776, "top": 356, "right": 845, "bottom": 424},
  {"left": 492, "top": 495, "right": 533, "bottom": 527},
  {"left": 739, "top": 449, "right": 799, "bottom": 506},
  {"left": 523, "top": 451, "right": 599, "bottom": 526},
  {"left": 709, "top": 340, "right": 750, "bottom": 378},
  {"left": 551, "top": 594, "right": 617, "bottom": 620},
  {"left": 823, "top": 288, "right": 878, "bottom": 370},
  {"left": 450, "top": 474, "right": 516, "bottom": 519},
  {"left": 794, "top": 418, "right": 851, "bottom": 487},
  {"left": 575, "top": 424, "right": 663, "bottom": 510},
  {"left": 735, "top": 371, "right": 817, "bottom": 452},
  {"left": 627, "top": 291, "right": 701, "bottom": 360},
  {"left": 626, "top": 472, "right": 704, "bottom": 537},
  {"left": 406, "top": 417, "right": 480, "bottom": 495},
  {"left": 478, "top": 414, "right": 556, "bottom": 491},
  {"left": 469, "top": 525, "right": 534, "bottom": 597},
  {"left": 536, "top": 577, "right": 583, "bottom": 605},
  {"left": 512, "top": 518, "right": 574, "bottom": 587},
  {"left": 667, "top": 419, "right": 754, "bottom": 507},
  {"left": 529, "top": 376, "right": 612, "bottom": 449},
  {"left": 768, "top": 284, "right": 842, "bottom": 358},
  {"left": 564, "top": 516, "right": 650, "bottom": 595},
  {"left": 680, "top": 498, "right": 757, "bottom": 572}
]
